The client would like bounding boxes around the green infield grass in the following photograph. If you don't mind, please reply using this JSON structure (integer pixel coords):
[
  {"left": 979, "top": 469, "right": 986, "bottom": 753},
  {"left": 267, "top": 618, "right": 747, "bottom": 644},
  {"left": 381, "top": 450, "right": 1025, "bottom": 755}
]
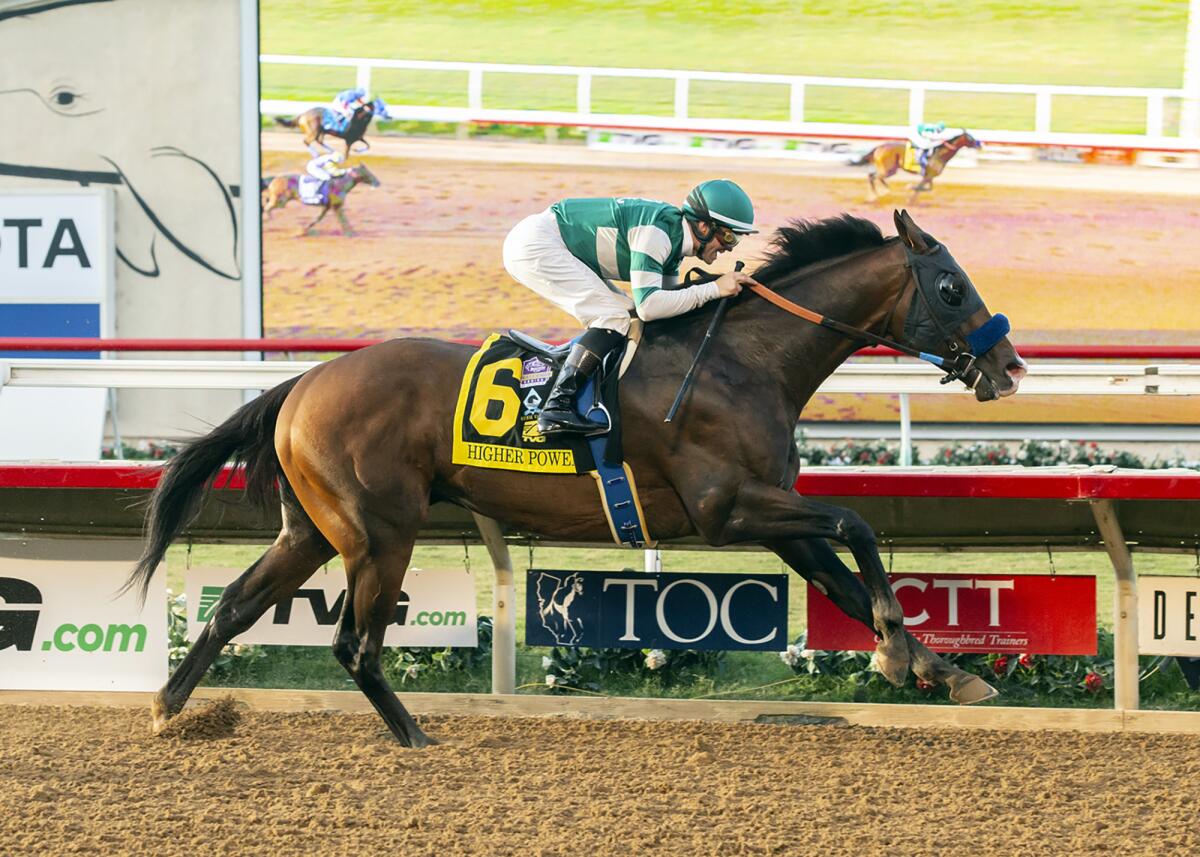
[{"left": 261, "top": 1, "right": 1191, "bottom": 135}]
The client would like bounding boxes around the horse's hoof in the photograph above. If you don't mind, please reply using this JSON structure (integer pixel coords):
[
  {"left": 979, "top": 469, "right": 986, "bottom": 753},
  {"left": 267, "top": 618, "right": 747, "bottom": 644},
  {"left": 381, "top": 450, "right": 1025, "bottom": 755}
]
[
  {"left": 874, "top": 634, "right": 910, "bottom": 687},
  {"left": 948, "top": 674, "right": 999, "bottom": 705},
  {"left": 150, "top": 694, "right": 173, "bottom": 735},
  {"left": 403, "top": 729, "right": 438, "bottom": 749}
]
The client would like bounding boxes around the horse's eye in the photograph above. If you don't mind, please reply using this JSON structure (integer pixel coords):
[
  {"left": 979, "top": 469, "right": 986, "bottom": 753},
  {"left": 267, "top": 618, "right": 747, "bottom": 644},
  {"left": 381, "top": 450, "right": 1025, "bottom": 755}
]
[
  {"left": 937, "top": 273, "right": 964, "bottom": 307},
  {"left": 55, "top": 91, "right": 75, "bottom": 106}
]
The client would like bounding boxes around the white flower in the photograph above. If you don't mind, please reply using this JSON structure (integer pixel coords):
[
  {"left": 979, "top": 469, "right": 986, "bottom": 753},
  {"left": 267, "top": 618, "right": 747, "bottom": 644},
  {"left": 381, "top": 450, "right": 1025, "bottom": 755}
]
[
  {"left": 405, "top": 664, "right": 421, "bottom": 680},
  {"left": 545, "top": 674, "right": 558, "bottom": 687},
  {"left": 541, "top": 655, "right": 553, "bottom": 669},
  {"left": 801, "top": 649, "right": 816, "bottom": 659},
  {"left": 644, "top": 649, "right": 667, "bottom": 670},
  {"left": 779, "top": 643, "right": 805, "bottom": 667}
]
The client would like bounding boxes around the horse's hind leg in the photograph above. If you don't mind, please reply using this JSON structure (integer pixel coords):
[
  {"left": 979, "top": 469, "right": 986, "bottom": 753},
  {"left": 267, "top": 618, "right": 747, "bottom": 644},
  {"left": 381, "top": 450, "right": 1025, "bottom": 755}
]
[
  {"left": 767, "top": 538, "right": 997, "bottom": 704},
  {"left": 332, "top": 517, "right": 433, "bottom": 747},
  {"left": 151, "top": 489, "right": 335, "bottom": 733}
]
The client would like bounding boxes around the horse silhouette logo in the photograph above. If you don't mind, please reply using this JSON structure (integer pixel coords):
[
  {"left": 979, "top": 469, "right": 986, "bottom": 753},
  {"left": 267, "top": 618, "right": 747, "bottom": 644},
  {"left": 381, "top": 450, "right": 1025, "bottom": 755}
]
[{"left": 533, "top": 572, "right": 585, "bottom": 645}]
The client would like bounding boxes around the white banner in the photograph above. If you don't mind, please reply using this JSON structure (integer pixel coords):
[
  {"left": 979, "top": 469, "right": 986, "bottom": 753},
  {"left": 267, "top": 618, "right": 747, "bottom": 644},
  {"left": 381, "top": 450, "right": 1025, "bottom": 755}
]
[
  {"left": 186, "top": 566, "right": 477, "bottom": 647},
  {"left": 1139, "top": 576, "right": 1200, "bottom": 656},
  {"left": 0, "top": 191, "right": 113, "bottom": 300},
  {"left": 585, "top": 130, "right": 979, "bottom": 166},
  {"left": 0, "top": 539, "right": 166, "bottom": 691}
]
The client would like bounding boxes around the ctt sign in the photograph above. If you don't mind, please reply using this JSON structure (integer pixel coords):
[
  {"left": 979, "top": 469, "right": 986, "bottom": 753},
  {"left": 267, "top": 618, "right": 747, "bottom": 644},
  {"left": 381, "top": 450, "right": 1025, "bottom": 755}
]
[
  {"left": 525, "top": 569, "right": 788, "bottom": 651},
  {"left": 807, "top": 573, "right": 1096, "bottom": 655}
]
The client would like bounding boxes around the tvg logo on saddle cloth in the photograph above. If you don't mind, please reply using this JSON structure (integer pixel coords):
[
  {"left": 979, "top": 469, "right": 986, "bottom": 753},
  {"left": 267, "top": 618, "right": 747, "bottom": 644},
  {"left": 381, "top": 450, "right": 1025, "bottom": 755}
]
[{"left": 452, "top": 334, "right": 594, "bottom": 475}]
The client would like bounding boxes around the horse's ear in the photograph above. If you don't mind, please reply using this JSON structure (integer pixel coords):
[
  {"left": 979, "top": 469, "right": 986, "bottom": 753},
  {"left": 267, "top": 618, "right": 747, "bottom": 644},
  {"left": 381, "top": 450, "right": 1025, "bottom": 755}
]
[{"left": 894, "top": 209, "right": 931, "bottom": 252}]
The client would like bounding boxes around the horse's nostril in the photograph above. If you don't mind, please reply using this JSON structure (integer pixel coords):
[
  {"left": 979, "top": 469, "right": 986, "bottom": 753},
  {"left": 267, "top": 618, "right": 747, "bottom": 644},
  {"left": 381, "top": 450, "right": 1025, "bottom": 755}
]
[{"left": 1007, "top": 363, "right": 1028, "bottom": 384}]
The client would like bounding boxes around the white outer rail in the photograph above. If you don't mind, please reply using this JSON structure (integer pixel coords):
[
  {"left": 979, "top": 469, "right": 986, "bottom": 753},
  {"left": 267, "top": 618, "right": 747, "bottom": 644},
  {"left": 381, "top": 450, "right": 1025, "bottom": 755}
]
[
  {"left": 260, "top": 54, "right": 1200, "bottom": 150},
  {"left": 3, "top": 359, "right": 1200, "bottom": 395}
]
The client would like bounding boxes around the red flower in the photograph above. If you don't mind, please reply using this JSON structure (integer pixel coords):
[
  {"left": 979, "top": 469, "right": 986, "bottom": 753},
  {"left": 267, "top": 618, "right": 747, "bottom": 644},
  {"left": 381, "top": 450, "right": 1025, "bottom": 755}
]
[
  {"left": 915, "top": 678, "right": 936, "bottom": 693},
  {"left": 1084, "top": 672, "right": 1104, "bottom": 693},
  {"left": 992, "top": 656, "right": 1009, "bottom": 676},
  {"left": 1018, "top": 653, "right": 1034, "bottom": 669}
]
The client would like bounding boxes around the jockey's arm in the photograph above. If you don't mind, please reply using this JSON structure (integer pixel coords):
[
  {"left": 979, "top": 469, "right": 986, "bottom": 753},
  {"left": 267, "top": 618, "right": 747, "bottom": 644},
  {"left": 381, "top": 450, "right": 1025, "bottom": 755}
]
[{"left": 627, "top": 226, "right": 721, "bottom": 321}]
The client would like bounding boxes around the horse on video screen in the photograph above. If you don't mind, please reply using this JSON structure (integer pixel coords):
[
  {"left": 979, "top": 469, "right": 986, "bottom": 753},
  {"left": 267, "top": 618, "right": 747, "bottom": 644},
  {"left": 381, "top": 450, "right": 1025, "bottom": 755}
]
[
  {"left": 853, "top": 130, "right": 982, "bottom": 203},
  {"left": 261, "top": 163, "right": 380, "bottom": 237},
  {"left": 274, "top": 99, "right": 388, "bottom": 159},
  {"left": 128, "top": 210, "right": 1026, "bottom": 747}
]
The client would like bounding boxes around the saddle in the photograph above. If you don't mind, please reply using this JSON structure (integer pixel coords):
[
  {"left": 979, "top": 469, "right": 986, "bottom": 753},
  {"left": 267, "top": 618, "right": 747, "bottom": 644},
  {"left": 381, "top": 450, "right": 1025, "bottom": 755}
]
[
  {"left": 297, "top": 175, "right": 328, "bottom": 206},
  {"left": 320, "top": 108, "right": 351, "bottom": 134},
  {"left": 452, "top": 326, "right": 650, "bottom": 547}
]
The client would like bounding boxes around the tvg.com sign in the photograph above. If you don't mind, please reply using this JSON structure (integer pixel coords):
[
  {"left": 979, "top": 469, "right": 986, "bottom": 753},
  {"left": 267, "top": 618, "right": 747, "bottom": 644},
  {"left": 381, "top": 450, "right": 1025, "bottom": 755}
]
[{"left": 0, "top": 541, "right": 167, "bottom": 692}]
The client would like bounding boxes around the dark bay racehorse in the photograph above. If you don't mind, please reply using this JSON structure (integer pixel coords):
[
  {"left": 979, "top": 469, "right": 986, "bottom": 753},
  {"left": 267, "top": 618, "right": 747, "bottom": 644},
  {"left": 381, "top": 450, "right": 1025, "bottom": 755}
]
[
  {"left": 261, "top": 163, "right": 380, "bottom": 237},
  {"left": 853, "top": 131, "right": 982, "bottom": 203},
  {"left": 274, "top": 102, "right": 381, "bottom": 159},
  {"left": 128, "top": 211, "right": 1026, "bottom": 747}
]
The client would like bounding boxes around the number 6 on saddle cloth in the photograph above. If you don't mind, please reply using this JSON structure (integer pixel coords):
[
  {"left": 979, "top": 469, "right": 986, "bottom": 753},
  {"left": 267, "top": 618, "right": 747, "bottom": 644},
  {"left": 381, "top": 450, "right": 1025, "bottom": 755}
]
[{"left": 451, "top": 329, "right": 651, "bottom": 548}]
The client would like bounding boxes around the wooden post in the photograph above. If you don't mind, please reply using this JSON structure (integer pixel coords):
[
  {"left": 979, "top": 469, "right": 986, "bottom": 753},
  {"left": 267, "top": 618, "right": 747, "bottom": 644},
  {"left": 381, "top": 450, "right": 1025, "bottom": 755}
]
[
  {"left": 1090, "top": 499, "right": 1139, "bottom": 710},
  {"left": 472, "top": 513, "right": 515, "bottom": 695}
]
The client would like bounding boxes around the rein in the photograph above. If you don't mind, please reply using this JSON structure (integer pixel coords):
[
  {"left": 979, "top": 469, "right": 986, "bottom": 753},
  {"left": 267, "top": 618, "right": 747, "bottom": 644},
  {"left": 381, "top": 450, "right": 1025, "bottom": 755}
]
[{"left": 682, "top": 264, "right": 980, "bottom": 384}]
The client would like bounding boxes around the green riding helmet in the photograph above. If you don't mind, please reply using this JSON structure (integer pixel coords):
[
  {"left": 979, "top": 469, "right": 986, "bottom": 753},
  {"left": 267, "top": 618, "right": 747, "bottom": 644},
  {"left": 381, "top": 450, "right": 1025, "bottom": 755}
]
[{"left": 682, "top": 179, "right": 758, "bottom": 234}]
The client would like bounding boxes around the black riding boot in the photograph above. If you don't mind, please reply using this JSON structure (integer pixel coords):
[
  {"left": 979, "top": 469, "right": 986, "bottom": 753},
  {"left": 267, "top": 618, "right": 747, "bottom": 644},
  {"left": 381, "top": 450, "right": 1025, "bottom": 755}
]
[{"left": 537, "top": 328, "right": 624, "bottom": 436}]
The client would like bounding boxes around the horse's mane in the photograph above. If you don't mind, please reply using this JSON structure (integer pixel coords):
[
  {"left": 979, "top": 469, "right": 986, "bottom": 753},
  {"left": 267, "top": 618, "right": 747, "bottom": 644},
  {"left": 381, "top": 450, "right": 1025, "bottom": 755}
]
[{"left": 752, "top": 215, "right": 888, "bottom": 284}]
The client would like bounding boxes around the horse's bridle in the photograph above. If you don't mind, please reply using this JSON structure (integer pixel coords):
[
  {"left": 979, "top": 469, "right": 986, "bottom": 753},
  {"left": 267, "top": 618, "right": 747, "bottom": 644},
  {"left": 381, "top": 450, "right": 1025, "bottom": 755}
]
[{"left": 687, "top": 240, "right": 1009, "bottom": 388}]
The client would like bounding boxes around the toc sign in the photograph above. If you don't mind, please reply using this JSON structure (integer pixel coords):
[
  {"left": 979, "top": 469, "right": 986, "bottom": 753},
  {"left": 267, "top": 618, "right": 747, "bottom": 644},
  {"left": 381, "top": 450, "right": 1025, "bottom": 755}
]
[
  {"left": 1138, "top": 576, "right": 1200, "bottom": 656},
  {"left": 807, "top": 573, "right": 1096, "bottom": 655},
  {"left": 525, "top": 570, "right": 787, "bottom": 651}
]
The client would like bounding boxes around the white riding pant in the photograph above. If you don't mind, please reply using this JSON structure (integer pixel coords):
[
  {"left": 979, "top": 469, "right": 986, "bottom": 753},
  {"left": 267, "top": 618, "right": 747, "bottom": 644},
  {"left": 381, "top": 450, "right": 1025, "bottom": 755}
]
[{"left": 503, "top": 208, "right": 633, "bottom": 336}]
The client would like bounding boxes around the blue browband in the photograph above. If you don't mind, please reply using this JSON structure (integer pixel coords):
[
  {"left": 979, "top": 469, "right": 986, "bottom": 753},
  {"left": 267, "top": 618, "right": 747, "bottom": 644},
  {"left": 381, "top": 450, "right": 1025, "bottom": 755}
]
[
  {"left": 918, "top": 313, "right": 1009, "bottom": 369},
  {"left": 966, "top": 313, "right": 1011, "bottom": 356}
]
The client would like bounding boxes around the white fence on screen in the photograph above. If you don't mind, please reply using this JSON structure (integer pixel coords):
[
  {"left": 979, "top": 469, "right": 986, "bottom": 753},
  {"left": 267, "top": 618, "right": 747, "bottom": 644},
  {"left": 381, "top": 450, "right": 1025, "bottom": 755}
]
[{"left": 259, "top": 54, "right": 1200, "bottom": 151}]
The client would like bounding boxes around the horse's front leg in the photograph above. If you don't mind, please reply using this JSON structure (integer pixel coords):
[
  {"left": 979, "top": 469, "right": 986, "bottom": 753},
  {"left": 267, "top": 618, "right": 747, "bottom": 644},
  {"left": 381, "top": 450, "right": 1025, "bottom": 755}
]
[
  {"left": 335, "top": 205, "right": 355, "bottom": 237},
  {"left": 766, "top": 537, "right": 997, "bottom": 704},
  {"left": 707, "top": 482, "right": 910, "bottom": 685},
  {"left": 302, "top": 204, "right": 330, "bottom": 236}
]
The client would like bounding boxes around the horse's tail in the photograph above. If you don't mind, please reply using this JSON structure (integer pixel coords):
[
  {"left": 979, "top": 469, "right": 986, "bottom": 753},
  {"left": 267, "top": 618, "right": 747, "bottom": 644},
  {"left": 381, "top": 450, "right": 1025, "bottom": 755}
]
[
  {"left": 123, "top": 374, "right": 304, "bottom": 604},
  {"left": 274, "top": 115, "right": 298, "bottom": 128},
  {"left": 848, "top": 149, "right": 876, "bottom": 166}
]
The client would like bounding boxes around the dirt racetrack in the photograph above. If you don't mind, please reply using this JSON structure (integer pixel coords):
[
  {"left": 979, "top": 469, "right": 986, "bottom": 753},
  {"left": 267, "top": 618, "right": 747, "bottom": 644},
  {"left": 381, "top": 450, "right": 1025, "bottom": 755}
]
[
  {"left": 3, "top": 702, "right": 1199, "bottom": 855},
  {"left": 261, "top": 139, "right": 1199, "bottom": 426}
]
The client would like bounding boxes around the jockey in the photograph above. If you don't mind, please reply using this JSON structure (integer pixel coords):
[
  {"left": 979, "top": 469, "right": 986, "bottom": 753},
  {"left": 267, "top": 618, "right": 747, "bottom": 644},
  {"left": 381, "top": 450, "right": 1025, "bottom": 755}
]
[
  {"left": 302, "top": 152, "right": 346, "bottom": 204},
  {"left": 331, "top": 87, "right": 369, "bottom": 122},
  {"left": 909, "top": 122, "right": 955, "bottom": 168},
  {"left": 504, "top": 179, "right": 759, "bottom": 435}
]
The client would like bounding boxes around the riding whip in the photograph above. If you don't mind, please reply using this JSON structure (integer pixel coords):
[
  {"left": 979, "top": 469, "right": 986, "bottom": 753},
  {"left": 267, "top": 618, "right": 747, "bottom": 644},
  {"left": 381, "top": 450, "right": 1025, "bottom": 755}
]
[{"left": 664, "top": 261, "right": 744, "bottom": 423}]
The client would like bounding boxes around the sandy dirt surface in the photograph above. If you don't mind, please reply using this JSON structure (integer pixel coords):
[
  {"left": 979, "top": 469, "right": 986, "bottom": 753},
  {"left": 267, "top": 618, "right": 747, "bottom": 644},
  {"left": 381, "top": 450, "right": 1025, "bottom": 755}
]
[
  {"left": 261, "top": 135, "right": 1199, "bottom": 425},
  {"left": 3, "top": 702, "right": 1198, "bottom": 855}
]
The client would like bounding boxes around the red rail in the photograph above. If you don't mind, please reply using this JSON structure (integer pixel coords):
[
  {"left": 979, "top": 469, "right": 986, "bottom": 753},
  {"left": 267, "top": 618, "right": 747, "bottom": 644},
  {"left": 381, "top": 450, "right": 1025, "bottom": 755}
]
[
  {"left": 2, "top": 463, "right": 1197, "bottom": 500},
  {"left": 2, "top": 338, "right": 1199, "bottom": 361}
]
